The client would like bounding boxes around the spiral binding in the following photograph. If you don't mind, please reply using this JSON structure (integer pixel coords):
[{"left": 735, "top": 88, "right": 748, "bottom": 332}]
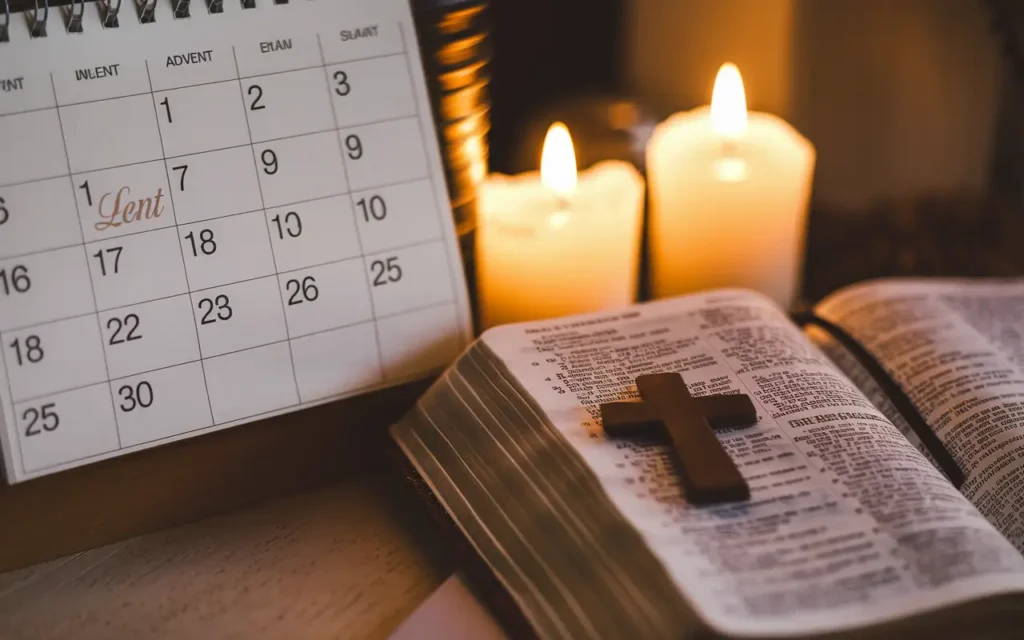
[
  {"left": 101, "top": 0, "right": 120, "bottom": 28},
  {"left": 136, "top": 0, "right": 155, "bottom": 23},
  {"left": 1, "top": 0, "right": 9, "bottom": 43},
  {"left": 64, "top": 0, "right": 84, "bottom": 32},
  {"left": 0, "top": 0, "right": 267, "bottom": 38},
  {"left": 28, "top": 0, "right": 46, "bottom": 37}
]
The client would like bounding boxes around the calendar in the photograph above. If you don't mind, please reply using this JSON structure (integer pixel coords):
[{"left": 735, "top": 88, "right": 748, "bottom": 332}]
[{"left": 0, "top": 0, "right": 472, "bottom": 483}]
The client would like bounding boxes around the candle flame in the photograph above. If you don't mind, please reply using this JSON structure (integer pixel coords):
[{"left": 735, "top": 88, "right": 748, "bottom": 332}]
[
  {"left": 540, "top": 122, "right": 578, "bottom": 199},
  {"left": 710, "top": 63, "right": 747, "bottom": 139}
]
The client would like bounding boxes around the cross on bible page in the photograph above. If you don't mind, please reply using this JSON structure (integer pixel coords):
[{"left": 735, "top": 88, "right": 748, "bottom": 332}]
[{"left": 600, "top": 373, "right": 757, "bottom": 506}]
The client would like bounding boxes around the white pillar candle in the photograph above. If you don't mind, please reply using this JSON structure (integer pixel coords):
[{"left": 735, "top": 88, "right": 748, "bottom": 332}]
[
  {"left": 648, "top": 63, "right": 815, "bottom": 308},
  {"left": 477, "top": 123, "right": 645, "bottom": 329}
]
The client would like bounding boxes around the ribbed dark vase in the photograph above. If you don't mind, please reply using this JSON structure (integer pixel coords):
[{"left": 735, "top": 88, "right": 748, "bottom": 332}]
[
  {"left": 986, "top": 0, "right": 1024, "bottom": 207},
  {"left": 413, "top": 0, "right": 490, "bottom": 331},
  {"left": 411, "top": 0, "right": 487, "bottom": 329}
]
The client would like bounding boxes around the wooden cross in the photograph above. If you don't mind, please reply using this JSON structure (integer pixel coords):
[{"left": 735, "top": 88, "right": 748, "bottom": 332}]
[{"left": 600, "top": 373, "right": 757, "bottom": 506}]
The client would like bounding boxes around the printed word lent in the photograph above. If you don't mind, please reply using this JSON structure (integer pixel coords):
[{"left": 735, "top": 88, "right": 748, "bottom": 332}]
[{"left": 95, "top": 186, "right": 166, "bottom": 231}]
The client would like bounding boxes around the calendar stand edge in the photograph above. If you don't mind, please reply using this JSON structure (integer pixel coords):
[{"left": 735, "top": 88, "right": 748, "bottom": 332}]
[{"left": 0, "top": 378, "right": 432, "bottom": 573}]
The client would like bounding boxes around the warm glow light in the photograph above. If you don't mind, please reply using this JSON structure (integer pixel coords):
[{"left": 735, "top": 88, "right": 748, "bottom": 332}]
[
  {"left": 548, "top": 211, "right": 570, "bottom": 230},
  {"left": 710, "top": 63, "right": 747, "bottom": 139},
  {"left": 714, "top": 157, "right": 749, "bottom": 183},
  {"left": 540, "top": 122, "right": 578, "bottom": 199}
]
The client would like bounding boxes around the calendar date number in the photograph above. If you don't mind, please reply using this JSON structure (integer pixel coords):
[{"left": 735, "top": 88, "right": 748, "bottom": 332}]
[
  {"left": 160, "top": 97, "right": 174, "bottom": 123},
  {"left": 0, "top": 196, "right": 8, "bottom": 226},
  {"left": 22, "top": 403, "right": 59, "bottom": 437},
  {"left": 261, "top": 150, "right": 278, "bottom": 175},
  {"left": 345, "top": 135, "right": 363, "bottom": 160},
  {"left": 198, "top": 295, "right": 233, "bottom": 324},
  {"left": 119, "top": 381, "right": 154, "bottom": 412},
  {"left": 248, "top": 85, "right": 265, "bottom": 111},
  {"left": 0, "top": 265, "right": 31, "bottom": 295},
  {"left": 272, "top": 211, "right": 302, "bottom": 239},
  {"left": 8, "top": 335, "right": 44, "bottom": 366},
  {"left": 286, "top": 276, "right": 319, "bottom": 305},
  {"left": 173, "top": 165, "right": 189, "bottom": 191},
  {"left": 370, "top": 257, "right": 402, "bottom": 286},
  {"left": 333, "top": 71, "right": 351, "bottom": 97},
  {"left": 357, "top": 196, "right": 387, "bottom": 222},
  {"left": 92, "top": 246, "right": 123, "bottom": 276},
  {"left": 185, "top": 229, "right": 217, "bottom": 256},
  {"left": 107, "top": 314, "right": 143, "bottom": 345}
]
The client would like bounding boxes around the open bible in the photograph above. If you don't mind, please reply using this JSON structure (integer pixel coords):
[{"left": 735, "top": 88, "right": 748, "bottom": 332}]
[{"left": 391, "top": 279, "right": 1024, "bottom": 638}]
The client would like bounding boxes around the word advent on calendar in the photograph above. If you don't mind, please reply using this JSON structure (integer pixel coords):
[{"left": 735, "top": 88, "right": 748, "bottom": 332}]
[{"left": 0, "top": 0, "right": 471, "bottom": 483}]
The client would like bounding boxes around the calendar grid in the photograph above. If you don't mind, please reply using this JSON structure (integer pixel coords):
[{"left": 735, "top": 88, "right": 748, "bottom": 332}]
[
  {"left": 0, "top": 173, "right": 69, "bottom": 192},
  {"left": 161, "top": 129, "right": 337, "bottom": 160},
  {"left": 48, "top": 73, "right": 123, "bottom": 449},
  {"left": 21, "top": 361, "right": 446, "bottom": 478},
  {"left": 317, "top": 33, "right": 387, "bottom": 383},
  {"left": 0, "top": 116, "right": 424, "bottom": 194},
  {"left": 0, "top": 10, "right": 470, "bottom": 481},
  {"left": 2, "top": 55, "right": 412, "bottom": 120},
  {"left": 10, "top": 297, "right": 454, "bottom": 409},
  {"left": 143, "top": 59, "right": 217, "bottom": 427},
  {"left": 0, "top": 176, "right": 435, "bottom": 263},
  {"left": 0, "top": 235, "right": 444, "bottom": 341},
  {"left": 0, "top": 106, "right": 62, "bottom": 120},
  {"left": 0, "top": 111, "right": 428, "bottom": 193},
  {"left": 230, "top": 46, "right": 303, "bottom": 404},
  {"left": 235, "top": 55, "right": 414, "bottom": 81},
  {"left": 0, "top": 321, "right": 26, "bottom": 480},
  {"left": 397, "top": 22, "right": 472, "bottom": 350}
]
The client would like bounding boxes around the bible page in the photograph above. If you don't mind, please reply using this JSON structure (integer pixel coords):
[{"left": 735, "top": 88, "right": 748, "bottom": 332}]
[
  {"left": 816, "top": 279, "right": 1024, "bottom": 550},
  {"left": 481, "top": 290, "right": 1024, "bottom": 638}
]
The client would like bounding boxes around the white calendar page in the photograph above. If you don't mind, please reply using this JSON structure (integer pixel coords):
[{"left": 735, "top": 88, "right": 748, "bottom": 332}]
[{"left": 0, "top": 0, "right": 472, "bottom": 483}]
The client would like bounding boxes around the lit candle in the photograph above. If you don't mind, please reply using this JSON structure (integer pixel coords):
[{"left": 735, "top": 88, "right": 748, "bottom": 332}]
[
  {"left": 647, "top": 63, "right": 815, "bottom": 308},
  {"left": 477, "top": 123, "right": 645, "bottom": 328}
]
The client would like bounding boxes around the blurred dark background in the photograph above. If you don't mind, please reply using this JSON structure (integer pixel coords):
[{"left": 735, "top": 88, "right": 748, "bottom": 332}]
[
  {"left": 486, "top": 0, "right": 626, "bottom": 173},
  {"left": 481, "top": 0, "right": 1024, "bottom": 301},
  {"left": 489, "top": 0, "right": 1018, "bottom": 200}
]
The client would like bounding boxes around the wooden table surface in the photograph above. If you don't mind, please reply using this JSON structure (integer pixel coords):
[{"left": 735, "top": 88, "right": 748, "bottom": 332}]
[{"left": 0, "top": 475, "right": 450, "bottom": 640}]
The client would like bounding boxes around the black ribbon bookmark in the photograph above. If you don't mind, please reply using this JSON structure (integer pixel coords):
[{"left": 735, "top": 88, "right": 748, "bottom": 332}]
[{"left": 795, "top": 311, "right": 966, "bottom": 488}]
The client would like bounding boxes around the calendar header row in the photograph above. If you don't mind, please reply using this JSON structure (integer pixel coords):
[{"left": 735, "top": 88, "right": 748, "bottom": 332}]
[{"left": 0, "top": 22, "right": 403, "bottom": 115}]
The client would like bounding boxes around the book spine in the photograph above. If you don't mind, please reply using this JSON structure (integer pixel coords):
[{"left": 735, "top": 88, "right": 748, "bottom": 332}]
[{"left": 387, "top": 439, "right": 540, "bottom": 640}]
